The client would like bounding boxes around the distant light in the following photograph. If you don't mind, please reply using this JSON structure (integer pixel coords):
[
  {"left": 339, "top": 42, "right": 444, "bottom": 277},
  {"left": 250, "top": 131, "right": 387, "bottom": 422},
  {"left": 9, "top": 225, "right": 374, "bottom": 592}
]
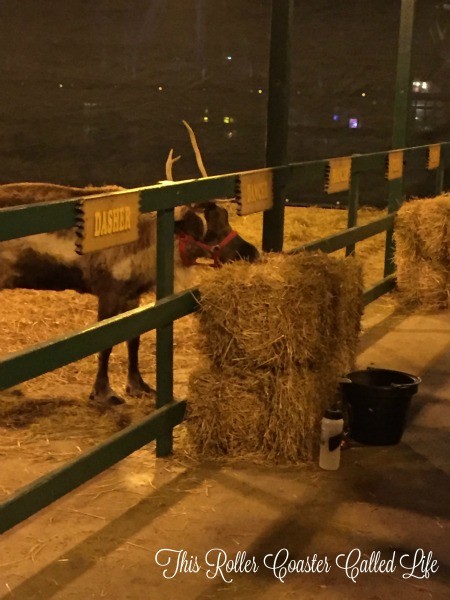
[
  {"left": 203, "top": 116, "right": 209, "bottom": 123},
  {"left": 412, "top": 80, "right": 430, "bottom": 91},
  {"left": 158, "top": 86, "right": 163, "bottom": 91},
  {"left": 227, "top": 55, "right": 232, "bottom": 60},
  {"left": 361, "top": 92, "right": 366, "bottom": 97},
  {"left": 333, "top": 114, "right": 339, "bottom": 122},
  {"left": 258, "top": 89, "right": 263, "bottom": 94},
  {"left": 226, "top": 131, "right": 234, "bottom": 139},
  {"left": 223, "top": 116, "right": 235, "bottom": 124},
  {"left": 349, "top": 118, "right": 359, "bottom": 129},
  {"left": 59, "top": 83, "right": 63, "bottom": 88}
]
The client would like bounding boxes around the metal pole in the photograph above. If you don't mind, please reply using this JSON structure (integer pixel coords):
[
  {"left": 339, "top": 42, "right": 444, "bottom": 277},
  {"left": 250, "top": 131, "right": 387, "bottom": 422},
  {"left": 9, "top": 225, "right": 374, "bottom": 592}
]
[
  {"left": 262, "top": 0, "right": 293, "bottom": 253},
  {"left": 384, "top": 0, "right": 416, "bottom": 277}
]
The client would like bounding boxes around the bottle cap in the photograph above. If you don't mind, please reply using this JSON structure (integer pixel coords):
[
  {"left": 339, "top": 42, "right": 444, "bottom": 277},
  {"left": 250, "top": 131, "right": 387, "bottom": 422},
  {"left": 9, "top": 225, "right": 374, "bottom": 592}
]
[{"left": 324, "top": 409, "right": 343, "bottom": 420}]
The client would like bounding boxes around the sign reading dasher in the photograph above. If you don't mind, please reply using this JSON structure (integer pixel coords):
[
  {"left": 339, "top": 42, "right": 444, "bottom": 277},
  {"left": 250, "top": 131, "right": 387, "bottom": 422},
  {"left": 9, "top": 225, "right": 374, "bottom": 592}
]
[
  {"left": 76, "top": 191, "right": 140, "bottom": 254},
  {"left": 236, "top": 169, "right": 274, "bottom": 216}
]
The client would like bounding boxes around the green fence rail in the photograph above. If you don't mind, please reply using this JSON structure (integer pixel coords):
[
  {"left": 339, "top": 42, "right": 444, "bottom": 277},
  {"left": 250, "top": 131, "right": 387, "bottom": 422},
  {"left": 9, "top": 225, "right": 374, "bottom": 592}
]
[{"left": 0, "top": 140, "right": 449, "bottom": 534}]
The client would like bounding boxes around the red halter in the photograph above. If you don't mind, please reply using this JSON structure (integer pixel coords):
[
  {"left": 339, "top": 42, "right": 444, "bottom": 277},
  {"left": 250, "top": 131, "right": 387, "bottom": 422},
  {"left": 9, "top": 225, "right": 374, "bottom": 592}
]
[{"left": 177, "top": 230, "right": 239, "bottom": 268}]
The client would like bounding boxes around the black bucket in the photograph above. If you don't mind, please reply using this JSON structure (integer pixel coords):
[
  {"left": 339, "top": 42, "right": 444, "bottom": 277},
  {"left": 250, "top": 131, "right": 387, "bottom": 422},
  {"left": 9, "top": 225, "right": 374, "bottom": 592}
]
[{"left": 341, "top": 368, "right": 421, "bottom": 445}]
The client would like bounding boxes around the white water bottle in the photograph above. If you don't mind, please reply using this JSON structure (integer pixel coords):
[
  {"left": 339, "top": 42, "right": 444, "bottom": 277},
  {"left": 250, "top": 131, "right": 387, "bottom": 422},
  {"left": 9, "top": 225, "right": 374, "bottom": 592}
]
[{"left": 319, "top": 409, "right": 344, "bottom": 470}]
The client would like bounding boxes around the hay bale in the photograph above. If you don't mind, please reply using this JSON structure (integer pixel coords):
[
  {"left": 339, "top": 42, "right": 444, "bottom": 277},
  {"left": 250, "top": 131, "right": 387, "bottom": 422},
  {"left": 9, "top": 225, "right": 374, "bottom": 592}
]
[
  {"left": 186, "top": 363, "right": 339, "bottom": 463},
  {"left": 322, "top": 256, "right": 364, "bottom": 374},
  {"left": 395, "top": 194, "right": 450, "bottom": 309},
  {"left": 396, "top": 257, "right": 449, "bottom": 310},
  {"left": 186, "top": 365, "right": 271, "bottom": 459},
  {"left": 185, "top": 251, "right": 363, "bottom": 464},
  {"left": 196, "top": 252, "right": 362, "bottom": 371}
]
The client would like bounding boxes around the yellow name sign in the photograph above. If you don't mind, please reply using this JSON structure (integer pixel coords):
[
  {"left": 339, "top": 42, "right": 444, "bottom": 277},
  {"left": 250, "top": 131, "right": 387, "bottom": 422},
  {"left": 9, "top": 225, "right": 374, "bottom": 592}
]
[
  {"left": 325, "top": 157, "right": 351, "bottom": 194},
  {"left": 94, "top": 206, "right": 132, "bottom": 237},
  {"left": 236, "top": 169, "right": 274, "bottom": 216},
  {"left": 386, "top": 150, "right": 404, "bottom": 180},
  {"left": 427, "top": 144, "right": 441, "bottom": 170},
  {"left": 76, "top": 191, "right": 140, "bottom": 254}
]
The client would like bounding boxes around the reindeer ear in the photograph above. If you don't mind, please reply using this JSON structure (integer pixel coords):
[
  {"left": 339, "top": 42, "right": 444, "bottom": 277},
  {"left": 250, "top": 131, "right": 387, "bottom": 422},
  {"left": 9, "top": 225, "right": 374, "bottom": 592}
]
[
  {"left": 191, "top": 201, "right": 217, "bottom": 213},
  {"left": 174, "top": 209, "right": 205, "bottom": 240},
  {"left": 174, "top": 206, "right": 191, "bottom": 221}
]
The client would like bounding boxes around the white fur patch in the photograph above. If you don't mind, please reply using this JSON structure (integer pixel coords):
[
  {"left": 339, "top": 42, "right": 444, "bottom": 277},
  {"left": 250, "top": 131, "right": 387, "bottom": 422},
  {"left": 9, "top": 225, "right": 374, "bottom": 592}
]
[
  {"left": 111, "top": 247, "right": 156, "bottom": 282},
  {"left": 27, "top": 233, "right": 78, "bottom": 264}
]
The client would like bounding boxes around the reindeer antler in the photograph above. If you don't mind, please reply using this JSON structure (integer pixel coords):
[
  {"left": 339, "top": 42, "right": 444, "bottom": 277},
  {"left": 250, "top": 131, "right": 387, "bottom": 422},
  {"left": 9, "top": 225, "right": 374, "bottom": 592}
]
[
  {"left": 182, "top": 120, "right": 208, "bottom": 178},
  {"left": 165, "top": 148, "right": 181, "bottom": 182}
]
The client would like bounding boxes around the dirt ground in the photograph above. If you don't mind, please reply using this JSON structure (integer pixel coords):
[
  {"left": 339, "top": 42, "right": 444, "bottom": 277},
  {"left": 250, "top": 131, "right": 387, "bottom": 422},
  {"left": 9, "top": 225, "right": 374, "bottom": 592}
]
[
  {"left": 1, "top": 297, "right": 449, "bottom": 599},
  {"left": 0, "top": 207, "right": 448, "bottom": 599}
]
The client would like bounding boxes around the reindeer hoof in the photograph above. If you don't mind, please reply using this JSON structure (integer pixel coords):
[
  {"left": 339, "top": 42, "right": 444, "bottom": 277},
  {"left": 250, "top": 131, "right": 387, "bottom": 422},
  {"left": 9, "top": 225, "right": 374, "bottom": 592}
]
[
  {"left": 89, "top": 388, "right": 126, "bottom": 406},
  {"left": 126, "top": 378, "right": 155, "bottom": 398}
]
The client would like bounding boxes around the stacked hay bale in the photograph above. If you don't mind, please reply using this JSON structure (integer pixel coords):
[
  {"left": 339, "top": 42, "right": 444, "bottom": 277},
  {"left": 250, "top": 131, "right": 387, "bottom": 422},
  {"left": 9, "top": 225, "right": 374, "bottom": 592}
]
[
  {"left": 395, "top": 194, "right": 450, "bottom": 309},
  {"left": 185, "top": 251, "right": 364, "bottom": 464}
]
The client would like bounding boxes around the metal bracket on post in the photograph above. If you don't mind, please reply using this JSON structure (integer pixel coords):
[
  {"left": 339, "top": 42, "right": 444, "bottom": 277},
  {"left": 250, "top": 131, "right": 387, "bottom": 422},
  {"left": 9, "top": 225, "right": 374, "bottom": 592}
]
[{"left": 262, "top": 0, "right": 293, "bottom": 253}]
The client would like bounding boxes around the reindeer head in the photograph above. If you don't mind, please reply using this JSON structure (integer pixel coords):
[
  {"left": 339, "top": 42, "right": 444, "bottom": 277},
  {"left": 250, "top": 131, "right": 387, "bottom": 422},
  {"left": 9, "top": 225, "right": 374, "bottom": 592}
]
[
  {"left": 168, "top": 121, "right": 260, "bottom": 267},
  {"left": 202, "top": 203, "right": 260, "bottom": 264}
]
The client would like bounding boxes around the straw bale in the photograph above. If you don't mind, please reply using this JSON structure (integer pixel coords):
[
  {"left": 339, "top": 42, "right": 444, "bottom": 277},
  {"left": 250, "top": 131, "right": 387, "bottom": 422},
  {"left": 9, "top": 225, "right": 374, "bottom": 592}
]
[
  {"left": 186, "top": 363, "right": 339, "bottom": 463},
  {"left": 321, "top": 256, "right": 364, "bottom": 374},
  {"left": 396, "top": 257, "right": 449, "bottom": 310},
  {"left": 395, "top": 194, "right": 450, "bottom": 309},
  {"left": 186, "top": 365, "right": 271, "bottom": 459},
  {"left": 196, "top": 252, "right": 362, "bottom": 372},
  {"left": 185, "top": 251, "right": 363, "bottom": 464}
]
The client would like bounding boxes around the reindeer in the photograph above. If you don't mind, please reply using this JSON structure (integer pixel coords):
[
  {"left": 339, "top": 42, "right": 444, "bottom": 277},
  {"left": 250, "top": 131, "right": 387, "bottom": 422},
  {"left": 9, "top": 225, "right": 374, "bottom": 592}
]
[{"left": 0, "top": 124, "right": 259, "bottom": 405}]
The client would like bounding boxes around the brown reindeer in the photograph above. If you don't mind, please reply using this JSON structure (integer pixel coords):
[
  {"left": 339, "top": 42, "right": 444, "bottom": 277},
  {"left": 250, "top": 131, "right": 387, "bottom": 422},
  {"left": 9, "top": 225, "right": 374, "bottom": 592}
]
[{"left": 0, "top": 129, "right": 259, "bottom": 404}]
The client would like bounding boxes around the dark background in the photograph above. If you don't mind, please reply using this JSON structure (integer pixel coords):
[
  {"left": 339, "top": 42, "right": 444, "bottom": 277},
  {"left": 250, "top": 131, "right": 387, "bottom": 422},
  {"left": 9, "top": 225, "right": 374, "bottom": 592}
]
[{"left": 0, "top": 0, "right": 449, "bottom": 204}]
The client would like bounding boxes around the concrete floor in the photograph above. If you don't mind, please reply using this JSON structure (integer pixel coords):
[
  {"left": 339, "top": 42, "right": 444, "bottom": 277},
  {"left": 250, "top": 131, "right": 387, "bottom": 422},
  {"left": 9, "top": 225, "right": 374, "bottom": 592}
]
[{"left": 0, "top": 301, "right": 449, "bottom": 599}]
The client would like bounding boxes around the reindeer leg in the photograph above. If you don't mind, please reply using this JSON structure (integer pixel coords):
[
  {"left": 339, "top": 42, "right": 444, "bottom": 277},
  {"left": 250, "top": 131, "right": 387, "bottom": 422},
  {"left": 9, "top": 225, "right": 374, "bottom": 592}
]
[
  {"left": 89, "top": 295, "right": 126, "bottom": 406},
  {"left": 126, "top": 336, "right": 155, "bottom": 397},
  {"left": 124, "top": 297, "right": 154, "bottom": 396}
]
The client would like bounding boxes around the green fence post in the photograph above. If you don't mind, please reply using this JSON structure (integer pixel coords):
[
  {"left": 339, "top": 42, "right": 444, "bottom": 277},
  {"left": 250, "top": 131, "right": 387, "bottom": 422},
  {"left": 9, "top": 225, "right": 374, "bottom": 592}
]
[
  {"left": 262, "top": 0, "right": 293, "bottom": 253},
  {"left": 384, "top": 0, "right": 416, "bottom": 277},
  {"left": 435, "top": 162, "right": 444, "bottom": 196},
  {"left": 346, "top": 170, "right": 360, "bottom": 256},
  {"left": 156, "top": 208, "right": 175, "bottom": 457}
]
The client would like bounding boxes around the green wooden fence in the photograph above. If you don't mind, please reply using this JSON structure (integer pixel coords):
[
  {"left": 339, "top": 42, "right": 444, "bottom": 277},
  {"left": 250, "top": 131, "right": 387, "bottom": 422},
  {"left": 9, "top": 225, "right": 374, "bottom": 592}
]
[{"left": 0, "top": 140, "right": 449, "bottom": 534}]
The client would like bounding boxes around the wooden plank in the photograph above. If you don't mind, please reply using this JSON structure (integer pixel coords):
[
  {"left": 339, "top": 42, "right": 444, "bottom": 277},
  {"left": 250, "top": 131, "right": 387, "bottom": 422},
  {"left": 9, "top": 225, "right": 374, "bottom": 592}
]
[
  {"left": 0, "top": 199, "right": 77, "bottom": 241},
  {"left": 325, "top": 157, "right": 352, "bottom": 194},
  {"left": 363, "top": 274, "right": 396, "bottom": 306},
  {"left": 156, "top": 208, "right": 175, "bottom": 457},
  {"left": 0, "top": 289, "right": 200, "bottom": 391},
  {"left": 262, "top": 0, "right": 293, "bottom": 252},
  {"left": 76, "top": 191, "right": 140, "bottom": 254},
  {"left": 237, "top": 169, "right": 274, "bottom": 216},
  {"left": 346, "top": 172, "right": 360, "bottom": 256},
  {"left": 1, "top": 143, "right": 449, "bottom": 242},
  {"left": 139, "top": 175, "right": 237, "bottom": 213},
  {"left": 0, "top": 400, "right": 186, "bottom": 535},
  {"left": 386, "top": 150, "right": 404, "bottom": 180},
  {"left": 289, "top": 214, "right": 395, "bottom": 255}
]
